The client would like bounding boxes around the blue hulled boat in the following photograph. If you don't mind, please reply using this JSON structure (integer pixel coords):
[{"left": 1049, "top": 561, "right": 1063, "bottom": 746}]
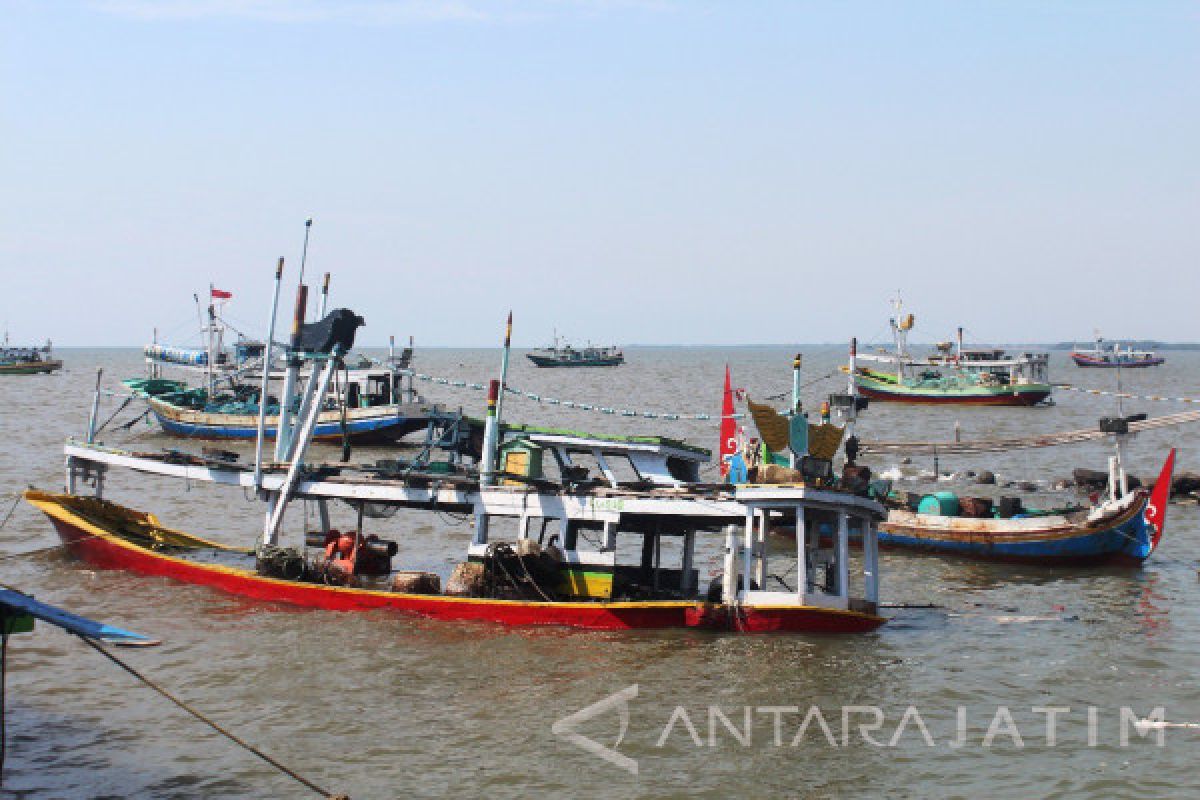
[{"left": 876, "top": 449, "right": 1176, "bottom": 565}]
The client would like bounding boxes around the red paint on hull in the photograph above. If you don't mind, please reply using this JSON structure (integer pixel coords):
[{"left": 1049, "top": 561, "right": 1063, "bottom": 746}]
[
  {"left": 35, "top": 498, "right": 884, "bottom": 634},
  {"left": 855, "top": 385, "right": 1050, "bottom": 406}
]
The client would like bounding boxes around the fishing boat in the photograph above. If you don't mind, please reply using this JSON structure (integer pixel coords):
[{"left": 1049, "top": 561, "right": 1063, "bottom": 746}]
[
  {"left": 1070, "top": 334, "right": 1164, "bottom": 368},
  {"left": 526, "top": 333, "right": 624, "bottom": 367},
  {"left": 872, "top": 404, "right": 1177, "bottom": 565},
  {"left": 850, "top": 326, "right": 1177, "bottom": 565},
  {"left": 811, "top": 336, "right": 1178, "bottom": 565},
  {"left": 124, "top": 369, "right": 431, "bottom": 444},
  {"left": 129, "top": 279, "right": 429, "bottom": 443},
  {"left": 0, "top": 334, "right": 61, "bottom": 375},
  {"left": 877, "top": 450, "right": 1173, "bottom": 565},
  {"left": 850, "top": 301, "right": 1052, "bottom": 406},
  {"left": 24, "top": 269, "right": 886, "bottom": 635}
]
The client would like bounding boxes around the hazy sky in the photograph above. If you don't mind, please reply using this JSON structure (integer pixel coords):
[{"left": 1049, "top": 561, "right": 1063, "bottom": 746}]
[{"left": 3, "top": 1, "right": 1197, "bottom": 347}]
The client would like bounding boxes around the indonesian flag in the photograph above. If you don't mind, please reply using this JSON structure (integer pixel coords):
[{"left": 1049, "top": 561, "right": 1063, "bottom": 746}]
[
  {"left": 211, "top": 288, "right": 233, "bottom": 300},
  {"left": 1144, "top": 448, "right": 1176, "bottom": 553},
  {"left": 719, "top": 365, "right": 737, "bottom": 478}
]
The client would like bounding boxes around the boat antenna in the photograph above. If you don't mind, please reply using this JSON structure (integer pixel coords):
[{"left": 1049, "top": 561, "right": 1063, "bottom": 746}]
[{"left": 296, "top": 217, "right": 313, "bottom": 291}]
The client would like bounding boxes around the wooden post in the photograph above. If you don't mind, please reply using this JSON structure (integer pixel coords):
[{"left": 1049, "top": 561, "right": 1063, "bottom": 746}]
[
  {"left": 795, "top": 506, "right": 807, "bottom": 602},
  {"left": 754, "top": 511, "right": 767, "bottom": 589},
  {"left": 263, "top": 351, "right": 340, "bottom": 547},
  {"left": 317, "top": 499, "right": 331, "bottom": 537},
  {"left": 722, "top": 524, "right": 737, "bottom": 605},
  {"left": 836, "top": 512, "right": 850, "bottom": 601},
  {"left": 273, "top": 284, "right": 308, "bottom": 461},
  {"left": 495, "top": 311, "right": 513, "bottom": 425},
  {"left": 792, "top": 354, "right": 802, "bottom": 413},
  {"left": 86, "top": 368, "right": 103, "bottom": 444},
  {"left": 480, "top": 379, "right": 500, "bottom": 486},
  {"left": 253, "top": 257, "right": 284, "bottom": 493},
  {"left": 742, "top": 508, "right": 754, "bottom": 596},
  {"left": 602, "top": 520, "right": 617, "bottom": 552},
  {"left": 864, "top": 518, "right": 879, "bottom": 605},
  {"left": 318, "top": 272, "right": 330, "bottom": 319},
  {"left": 681, "top": 530, "right": 695, "bottom": 595},
  {"left": 847, "top": 338, "right": 857, "bottom": 395}
]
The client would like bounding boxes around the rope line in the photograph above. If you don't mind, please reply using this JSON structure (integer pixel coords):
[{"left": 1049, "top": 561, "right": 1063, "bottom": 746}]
[
  {"left": 0, "top": 496, "right": 19, "bottom": 531},
  {"left": 77, "top": 635, "right": 346, "bottom": 799},
  {"left": 404, "top": 369, "right": 835, "bottom": 421},
  {"left": 861, "top": 409, "right": 1200, "bottom": 456},
  {"left": 1056, "top": 384, "right": 1200, "bottom": 404},
  {"left": 92, "top": 396, "right": 133, "bottom": 438},
  {"left": 408, "top": 370, "right": 743, "bottom": 420}
]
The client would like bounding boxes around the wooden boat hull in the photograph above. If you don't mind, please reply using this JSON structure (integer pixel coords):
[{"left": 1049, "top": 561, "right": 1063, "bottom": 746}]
[
  {"left": 853, "top": 371, "right": 1051, "bottom": 406},
  {"left": 24, "top": 491, "right": 883, "bottom": 634},
  {"left": 877, "top": 492, "right": 1154, "bottom": 565},
  {"left": 147, "top": 397, "right": 426, "bottom": 443},
  {"left": 0, "top": 359, "right": 62, "bottom": 375},
  {"left": 526, "top": 355, "right": 624, "bottom": 368},
  {"left": 1070, "top": 353, "right": 1164, "bottom": 368}
]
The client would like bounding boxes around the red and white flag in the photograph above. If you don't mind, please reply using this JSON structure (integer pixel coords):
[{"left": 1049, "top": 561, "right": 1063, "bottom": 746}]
[
  {"left": 719, "top": 365, "right": 737, "bottom": 478},
  {"left": 1144, "top": 448, "right": 1176, "bottom": 553},
  {"left": 211, "top": 288, "right": 233, "bottom": 300}
]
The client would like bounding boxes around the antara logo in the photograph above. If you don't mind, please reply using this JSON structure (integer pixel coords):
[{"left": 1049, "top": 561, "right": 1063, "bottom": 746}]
[{"left": 552, "top": 685, "right": 639, "bottom": 775}]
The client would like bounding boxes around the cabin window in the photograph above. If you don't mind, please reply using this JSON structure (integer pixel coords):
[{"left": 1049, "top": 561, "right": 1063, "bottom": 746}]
[
  {"left": 366, "top": 375, "right": 391, "bottom": 405},
  {"left": 665, "top": 456, "right": 696, "bottom": 483},
  {"left": 565, "top": 449, "right": 604, "bottom": 483},
  {"left": 603, "top": 453, "right": 643, "bottom": 485}
]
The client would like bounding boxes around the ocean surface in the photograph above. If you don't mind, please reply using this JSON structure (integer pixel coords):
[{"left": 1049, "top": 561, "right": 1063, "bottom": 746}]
[{"left": 2, "top": 346, "right": 1198, "bottom": 799}]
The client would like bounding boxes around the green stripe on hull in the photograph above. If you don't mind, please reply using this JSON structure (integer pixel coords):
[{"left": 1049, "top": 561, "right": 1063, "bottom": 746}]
[{"left": 853, "top": 371, "right": 1051, "bottom": 404}]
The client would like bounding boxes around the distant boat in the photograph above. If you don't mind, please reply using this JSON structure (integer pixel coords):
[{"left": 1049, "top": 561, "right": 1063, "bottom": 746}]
[
  {"left": 0, "top": 333, "right": 61, "bottom": 375},
  {"left": 526, "top": 334, "right": 624, "bottom": 368},
  {"left": 849, "top": 300, "right": 1052, "bottom": 406},
  {"left": 1070, "top": 334, "right": 1164, "bottom": 368}
]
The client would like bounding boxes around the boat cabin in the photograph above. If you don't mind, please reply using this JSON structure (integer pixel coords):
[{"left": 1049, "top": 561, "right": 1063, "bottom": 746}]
[
  {"left": 498, "top": 429, "right": 710, "bottom": 487},
  {"left": 464, "top": 479, "right": 881, "bottom": 613}
]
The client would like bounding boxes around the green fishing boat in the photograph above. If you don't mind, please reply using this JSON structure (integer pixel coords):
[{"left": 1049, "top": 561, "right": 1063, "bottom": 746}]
[{"left": 849, "top": 300, "right": 1052, "bottom": 406}]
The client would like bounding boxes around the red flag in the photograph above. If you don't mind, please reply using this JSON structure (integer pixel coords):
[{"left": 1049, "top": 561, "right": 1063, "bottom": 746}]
[
  {"left": 211, "top": 288, "right": 233, "bottom": 300},
  {"left": 1143, "top": 448, "right": 1176, "bottom": 552},
  {"left": 719, "top": 365, "right": 737, "bottom": 478}
]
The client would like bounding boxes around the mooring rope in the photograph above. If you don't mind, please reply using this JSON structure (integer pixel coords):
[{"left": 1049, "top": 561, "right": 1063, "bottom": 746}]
[
  {"left": 91, "top": 396, "right": 134, "bottom": 438},
  {"left": 860, "top": 409, "right": 1200, "bottom": 456},
  {"left": 76, "top": 636, "right": 347, "bottom": 799},
  {"left": 404, "top": 368, "right": 836, "bottom": 421},
  {"left": 1056, "top": 384, "right": 1200, "bottom": 404},
  {"left": 408, "top": 371, "right": 745, "bottom": 420},
  {"left": 0, "top": 496, "right": 20, "bottom": 532}
]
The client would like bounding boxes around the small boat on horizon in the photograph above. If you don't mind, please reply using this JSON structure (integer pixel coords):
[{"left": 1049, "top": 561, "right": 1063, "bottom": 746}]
[
  {"left": 0, "top": 332, "right": 62, "bottom": 375},
  {"left": 526, "top": 332, "right": 624, "bottom": 368},
  {"left": 1070, "top": 333, "right": 1164, "bottom": 368}
]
